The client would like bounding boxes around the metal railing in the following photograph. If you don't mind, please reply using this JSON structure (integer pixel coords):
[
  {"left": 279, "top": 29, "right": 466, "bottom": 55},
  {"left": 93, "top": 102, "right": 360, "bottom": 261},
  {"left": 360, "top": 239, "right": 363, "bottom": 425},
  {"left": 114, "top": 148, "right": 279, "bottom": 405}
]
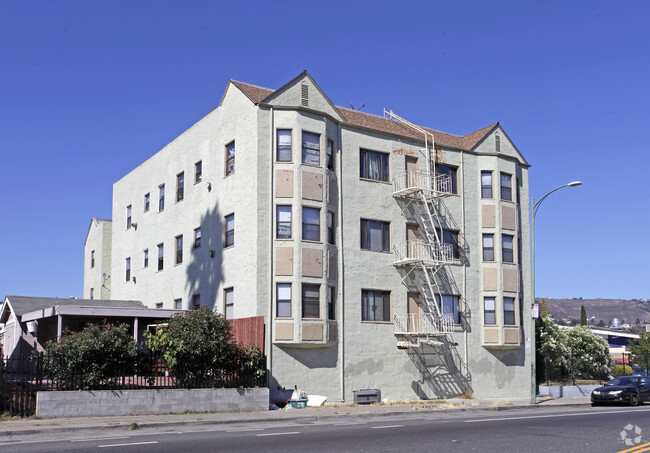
[
  {"left": 393, "top": 170, "right": 452, "bottom": 195},
  {"left": 393, "top": 241, "right": 456, "bottom": 265},
  {"left": 394, "top": 313, "right": 455, "bottom": 335}
]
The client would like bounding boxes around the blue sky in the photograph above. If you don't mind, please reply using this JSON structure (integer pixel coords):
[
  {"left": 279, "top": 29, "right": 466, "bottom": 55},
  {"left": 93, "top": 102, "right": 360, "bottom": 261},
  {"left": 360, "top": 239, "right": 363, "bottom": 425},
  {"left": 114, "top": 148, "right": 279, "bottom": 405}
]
[{"left": 1, "top": 1, "right": 648, "bottom": 300}]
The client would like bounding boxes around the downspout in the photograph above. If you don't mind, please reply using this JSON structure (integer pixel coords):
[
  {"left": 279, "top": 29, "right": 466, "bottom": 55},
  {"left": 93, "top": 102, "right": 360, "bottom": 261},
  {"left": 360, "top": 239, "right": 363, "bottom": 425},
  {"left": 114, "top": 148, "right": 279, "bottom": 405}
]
[
  {"left": 461, "top": 150, "right": 468, "bottom": 378},
  {"left": 268, "top": 107, "right": 275, "bottom": 380},
  {"left": 337, "top": 122, "right": 345, "bottom": 402}
]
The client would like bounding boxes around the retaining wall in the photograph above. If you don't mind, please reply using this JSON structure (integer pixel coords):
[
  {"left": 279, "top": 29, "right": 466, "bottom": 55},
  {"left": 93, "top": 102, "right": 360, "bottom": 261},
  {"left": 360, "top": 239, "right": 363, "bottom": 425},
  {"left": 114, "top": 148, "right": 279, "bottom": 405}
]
[
  {"left": 538, "top": 384, "right": 599, "bottom": 397},
  {"left": 36, "top": 387, "right": 269, "bottom": 418}
]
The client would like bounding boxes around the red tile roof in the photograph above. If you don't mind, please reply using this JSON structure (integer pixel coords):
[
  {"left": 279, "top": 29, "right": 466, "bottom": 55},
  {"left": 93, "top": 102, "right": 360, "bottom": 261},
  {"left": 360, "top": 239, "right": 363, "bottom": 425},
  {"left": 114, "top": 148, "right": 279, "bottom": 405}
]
[{"left": 230, "top": 80, "right": 497, "bottom": 151}]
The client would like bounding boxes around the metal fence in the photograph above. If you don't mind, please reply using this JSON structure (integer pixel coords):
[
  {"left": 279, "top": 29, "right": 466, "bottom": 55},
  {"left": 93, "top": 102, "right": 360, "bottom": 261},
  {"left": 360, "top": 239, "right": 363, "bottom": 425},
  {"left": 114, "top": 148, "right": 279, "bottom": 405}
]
[{"left": 1, "top": 352, "right": 267, "bottom": 417}]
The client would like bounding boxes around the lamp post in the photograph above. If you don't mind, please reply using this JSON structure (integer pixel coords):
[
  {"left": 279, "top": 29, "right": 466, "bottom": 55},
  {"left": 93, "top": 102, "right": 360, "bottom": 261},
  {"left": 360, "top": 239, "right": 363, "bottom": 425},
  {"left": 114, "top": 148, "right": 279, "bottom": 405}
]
[{"left": 531, "top": 181, "right": 582, "bottom": 404}]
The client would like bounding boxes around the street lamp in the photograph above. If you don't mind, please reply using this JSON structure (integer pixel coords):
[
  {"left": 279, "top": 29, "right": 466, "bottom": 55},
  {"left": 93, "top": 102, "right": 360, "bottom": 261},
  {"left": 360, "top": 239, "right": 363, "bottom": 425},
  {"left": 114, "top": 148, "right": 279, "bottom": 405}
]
[{"left": 530, "top": 181, "right": 582, "bottom": 404}]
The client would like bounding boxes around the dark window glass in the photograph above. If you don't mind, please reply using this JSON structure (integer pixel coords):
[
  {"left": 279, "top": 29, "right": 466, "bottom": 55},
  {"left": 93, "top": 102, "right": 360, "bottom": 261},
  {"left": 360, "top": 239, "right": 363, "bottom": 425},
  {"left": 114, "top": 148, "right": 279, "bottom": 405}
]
[
  {"left": 502, "top": 235, "right": 514, "bottom": 263},
  {"left": 484, "top": 297, "right": 496, "bottom": 324},
  {"left": 481, "top": 171, "right": 492, "bottom": 198},
  {"left": 500, "top": 173, "right": 512, "bottom": 201},
  {"left": 483, "top": 234, "right": 494, "bottom": 261},
  {"left": 361, "top": 290, "right": 391, "bottom": 321},
  {"left": 504, "top": 297, "right": 516, "bottom": 325},
  {"left": 225, "top": 214, "right": 234, "bottom": 247},
  {"left": 277, "top": 283, "right": 291, "bottom": 317},
  {"left": 360, "top": 149, "right": 389, "bottom": 182},
  {"left": 302, "top": 284, "right": 320, "bottom": 318},
  {"left": 277, "top": 206, "right": 292, "bottom": 239},
  {"left": 302, "top": 207, "right": 320, "bottom": 241},
  {"left": 361, "top": 219, "right": 390, "bottom": 251},
  {"left": 277, "top": 130, "right": 292, "bottom": 162},
  {"left": 226, "top": 141, "right": 235, "bottom": 176}
]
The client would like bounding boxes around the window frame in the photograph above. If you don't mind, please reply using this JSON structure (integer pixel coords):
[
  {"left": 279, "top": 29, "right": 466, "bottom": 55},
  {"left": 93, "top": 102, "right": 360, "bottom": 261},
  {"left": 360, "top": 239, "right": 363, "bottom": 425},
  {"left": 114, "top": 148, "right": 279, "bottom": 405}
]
[
  {"left": 276, "top": 205, "right": 292, "bottom": 239},
  {"left": 301, "top": 284, "right": 320, "bottom": 319},
  {"left": 277, "top": 129, "right": 292, "bottom": 162},
  {"left": 224, "top": 213, "right": 235, "bottom": 248},
  {"left": 175, "top": 235, "right": 183, "bottom": 265},
  {"left": 436, "top": 227, "right": 459, "bottom": 259},
  {"left": 302, "top": 131, "right": 320, "bottom": 166},
  {"left": 276, "top": 283, "right": 292, "bottom": 318},
  {"left": 192, "top": 294, "right": 200, "bottom": 309},
  {"left": 194, "top": 227, "right": 201, "bottom": 248},
  {"left": 126, "top": 205, "right": 132, "bottom": 229},
  {"left": 125, "top": 257, "right": 131, "bottom": 282},
  {"left": 361, "top": 289, "right": 391, "bottom": 322},
  {"left": 500, "top": 172, "right": 512, "bottom": 201},
  {"left": 435, "top": 163, "right": 458, "bottom": 194},
  {"left": 484, "top": 297, "right": 496, "bottom": 325},
  {"left": 158, "top": 184, "right": 165, "bottom": 212},
  {"left": 302, "top": 206, "right": 320, "bottom": 242},
  {"left": 176, "top": 172, "right": 184, "bottom": 202},
  {"left": 502, "top": 234, "right": 514, "bottom": 263},
  {"left": 174, "top": 299, "right": 183, "bottom": 310},
  {"left": 143, "top": 248, "right": 149, "bottom": 268},
  {"left": 328, "top": 286, "right": 336, "bottom": 321},
  {"left": 504, "top": 297, "right": 516, "bottom": 325},
  {"left": 482, "top": 234, "right": 494, "bottom": 261},
  {"left": 225, "top": 141, "right": 235, "bottom": 176},
  {"left": 435, "top": 294, "right": 461, "bottom": 324},
  {"left": 91, "top": 250, "right": 95, "bottom": 268},
  {"left": 359, "top": 148, "right": 389, "bottom": 182},
  {"left": 224, "top": 288, "right": 234, "bottom": 319},
  {"left": 144, "top": 192, "right": 150, "bottom": 212},
  {"left": 327, "top": 139, "right": 335, "bottom": 171},
  {"left": 327, "top": 211, "right": 335, "bottom": 245},
  {"left": 481, "top": 171, "right": 492, "bottom": 199},
  {"left": 195, "top": 161, "right": 202, "bottom": 183},
  {"left": 90, "top": 288, "right": 94, "bottom": 299},
  {"left": 157, "top": 243, "right": 164, "bottom": 271},
  {"left": 360, "top": 218, "right": 390, "bottom": 252}
]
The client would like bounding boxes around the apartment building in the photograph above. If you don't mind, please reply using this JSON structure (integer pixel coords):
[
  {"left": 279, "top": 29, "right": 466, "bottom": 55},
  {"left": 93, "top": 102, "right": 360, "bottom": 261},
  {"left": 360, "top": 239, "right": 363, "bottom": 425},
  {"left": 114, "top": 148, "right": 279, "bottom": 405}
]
[{"left": 85, "top": 71, "right": 531, "bottom": 400}]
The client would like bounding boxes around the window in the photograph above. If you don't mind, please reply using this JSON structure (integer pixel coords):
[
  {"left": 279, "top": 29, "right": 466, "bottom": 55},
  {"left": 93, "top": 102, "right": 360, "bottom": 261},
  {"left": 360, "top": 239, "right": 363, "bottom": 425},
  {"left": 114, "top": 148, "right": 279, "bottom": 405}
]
[
  {"left": 360, "top": 149, "right": 389, "bottom": 182},
  {"left": 436, "top": 228, "right": 459, "bottom": 259},
  {"left": 277, "top": 205, "right": 292, "bottom": 239},
  {"left": 504, "top": 297, "right": 516, "bottom": 325},
  {"left": 194, "top": 227, "right": 201, "bottom": 248},
  {"left": 327, "top": 139, "right": 334, "bottom": 171},
  {"left": 302, "top": 284, "right": 320, "bottom": 319},
  {"left": 500, "top": 173, "right": 512, "bottom": 201},
  {"left": 126, "top": 205, "right": 132, "bottom": 229},
  {"left": 90, "top": 288, "right": 94, "bottom": 299},
  {"left": 328, "top": 286, "right": 336, "bottom": 321},
  {"left": 360, "top": 219, "right": 390, "bottom": 251},
  {"left": 176, "top": 172, "right": 184, "bottom": 202},
  {"left": 157, "top": 243, "right": 164, "bottom": 270},
  {"left": 192, "top": 294, "right": 200, "bottom": 309},
  {"left": 481, "top": 171, "right": 492, "bottom": 198},
  {"left": 302, "top": 132, "right": 320, "bottom": 166},
  {"left": 327, "top": 211, "right": 335, "bottom": 245},
  {"left": 435, "top": 294, "right": 460, "bottom": 324},
  {"left": 302, "top": 207, "right": 320, "bottom": 241},
  {"left": 158, "top": 184, "right": 165, "bottom": 212},
  {"left": 144, "top": 193, "right": 150, "bottom": 212},
  {"left": 156, "top": 303, "right": 163, "bottom": 309},
  {"left": 125, "top": 257, "right": 131, "bottom": 282},
  {"left": 362, "top": 290, "right": 391, "bottom": 322},
  {"left": 277, "top": 129, "right": 292, "bottom": 162},
  {"left": 175, "top": 299, "right": 183, "bottom": 310},
  {"left": 225, "top": 141, "right": 235, "bottom": 176},
  {"left": 175, "top": 235, "right": 183, "bottom": 264},
  {"left": 91, "top": 250, "right": 95, "bottom": 268},
  {"left": 195, "top": 161, "right": 202, "bottom": 183},
  {"left": 276, "top": 283, "right": 291, "bottom": 317},
  {"left": 502, "top": 235, "right": 514, "bottom": 263},
  {"left": 224, "top": 213, "right": 234, "bottom": 247},
  {"left": 435, "top": 163, "right": 457, "bottom": 194},
  {"left": 482, "top": 234, "right": 494, "bottom": 261},
  {"left": 143, "top": 249, "right": 149, "bottom": 268},
  {"left": 224, "top": 288, "right": 234, "bottom": 319},
  {"left": 484, "top": 297, "right": 496, "bottom": 324}
]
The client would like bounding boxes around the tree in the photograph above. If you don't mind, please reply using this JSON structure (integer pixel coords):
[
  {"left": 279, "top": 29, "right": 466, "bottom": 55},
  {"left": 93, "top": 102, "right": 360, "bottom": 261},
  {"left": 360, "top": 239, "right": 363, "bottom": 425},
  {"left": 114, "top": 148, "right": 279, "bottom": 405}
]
[
  {"left": 541, "top": 299, "right": 548, "bottom": 317},
  {"left": 611, "top": 364, "right": 633, "bottom": 378},
  {"left": 40, "top": 322, "right": 138, "bottom": 389},
  {"left": 537, "top": 315, "right": 569, "bottom": 381},
  {"left": 597, "top": 319, "right": 605, "bottom": 327},
  {"left": 580, "top": 305, "right": 587, "bottom": 326},
  {"left": 565, "top": 325, "right": 611, "bottom": 380},
  {"left": 629, "top": 332, "right": 650, "bottom": 373},
  {"left": 146, "top": 307, "right": 264, "bottom": 386}
]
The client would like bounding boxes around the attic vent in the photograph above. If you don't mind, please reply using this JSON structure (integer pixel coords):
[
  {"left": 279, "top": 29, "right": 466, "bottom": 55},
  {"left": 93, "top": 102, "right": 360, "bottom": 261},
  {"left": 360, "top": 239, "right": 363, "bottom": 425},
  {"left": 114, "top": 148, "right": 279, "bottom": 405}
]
[
  {"left": 495, "top": 133, "right": 501, "bottom": 153},
  {"left": 301, "top": 84, "right": 309, "bottom": 107}
]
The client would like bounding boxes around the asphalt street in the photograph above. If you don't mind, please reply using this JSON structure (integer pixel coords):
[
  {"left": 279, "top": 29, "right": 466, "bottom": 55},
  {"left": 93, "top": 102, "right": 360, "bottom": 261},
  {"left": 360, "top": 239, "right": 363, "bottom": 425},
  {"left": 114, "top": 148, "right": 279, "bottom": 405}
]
[{"left": 3, "top": 405, "right": 650, "bottom": 453}]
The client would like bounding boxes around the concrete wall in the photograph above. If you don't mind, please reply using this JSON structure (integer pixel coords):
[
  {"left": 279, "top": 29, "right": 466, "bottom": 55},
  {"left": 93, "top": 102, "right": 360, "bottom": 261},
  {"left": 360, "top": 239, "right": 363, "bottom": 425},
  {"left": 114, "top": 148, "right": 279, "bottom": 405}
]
[
  {"left": 83, "top": 219, "right": 112, "bottom": 299},
  {"left": 36, "top": 388, "right": 269, "bottom": 418}
]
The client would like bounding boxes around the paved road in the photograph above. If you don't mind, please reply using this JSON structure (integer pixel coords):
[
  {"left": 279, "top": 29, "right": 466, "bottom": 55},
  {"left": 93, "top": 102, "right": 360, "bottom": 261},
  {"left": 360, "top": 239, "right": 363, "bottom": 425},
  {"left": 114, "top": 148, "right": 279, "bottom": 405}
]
[{"left": 3, "top": 405, "right": 650, "bottom": 452}]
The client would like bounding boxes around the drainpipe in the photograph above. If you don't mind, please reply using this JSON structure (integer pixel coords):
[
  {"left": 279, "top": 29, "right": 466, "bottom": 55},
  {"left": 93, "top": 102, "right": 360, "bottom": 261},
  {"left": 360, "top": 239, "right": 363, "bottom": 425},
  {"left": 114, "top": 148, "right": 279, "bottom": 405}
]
[
  {"left": 461, "top": 151, "right": 468, "bottom": 378},
  {"left": 337, "top": 122, "right": 345, "bottom": 402},
  {"left": 268, "top": 107, "right": 275, "bottom": 379}
]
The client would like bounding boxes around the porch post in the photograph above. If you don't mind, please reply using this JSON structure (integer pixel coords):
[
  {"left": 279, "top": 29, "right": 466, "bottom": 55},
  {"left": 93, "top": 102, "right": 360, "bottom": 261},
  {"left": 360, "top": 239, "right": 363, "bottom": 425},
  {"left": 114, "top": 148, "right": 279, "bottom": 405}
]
[
  {"left": 57, "top": 315, "right": 62, "bottom": 340},
  {"left": 133, "top": 317, "right": 139, "bottom": 342}
]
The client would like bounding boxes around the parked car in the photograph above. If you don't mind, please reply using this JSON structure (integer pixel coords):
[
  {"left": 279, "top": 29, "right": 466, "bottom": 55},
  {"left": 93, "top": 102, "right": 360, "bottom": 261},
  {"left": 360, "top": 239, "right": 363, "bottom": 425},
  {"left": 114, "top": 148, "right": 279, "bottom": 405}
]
[{"left": 591, "top": 376, "right": 650, "bottom": 406}]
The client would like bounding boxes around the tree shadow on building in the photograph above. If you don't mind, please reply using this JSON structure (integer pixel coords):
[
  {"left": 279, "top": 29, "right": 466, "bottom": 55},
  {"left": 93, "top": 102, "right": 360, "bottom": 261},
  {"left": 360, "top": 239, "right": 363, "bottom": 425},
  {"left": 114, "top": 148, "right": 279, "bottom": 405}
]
[
  {"left": 408, "top": 343, "right": 472, "bottom": 399},
  {"left": 185, "top": 204, "right": 224, "bottom": 311}
]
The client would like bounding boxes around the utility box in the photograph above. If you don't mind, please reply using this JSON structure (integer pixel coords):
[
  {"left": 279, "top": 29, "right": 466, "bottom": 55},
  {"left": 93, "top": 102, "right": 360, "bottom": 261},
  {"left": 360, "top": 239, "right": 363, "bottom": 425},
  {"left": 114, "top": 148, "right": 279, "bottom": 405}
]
[{"left": 353, "top": 389, "right": 381, "bottom": 404}]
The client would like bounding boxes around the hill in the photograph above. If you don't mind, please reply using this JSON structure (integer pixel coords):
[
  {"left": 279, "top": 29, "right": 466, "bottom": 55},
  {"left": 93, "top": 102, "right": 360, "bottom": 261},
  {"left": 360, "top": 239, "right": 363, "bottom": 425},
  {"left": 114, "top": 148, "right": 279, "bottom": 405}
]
[{"left": 539, "top": 298, "right": 650, "bottom": 326}]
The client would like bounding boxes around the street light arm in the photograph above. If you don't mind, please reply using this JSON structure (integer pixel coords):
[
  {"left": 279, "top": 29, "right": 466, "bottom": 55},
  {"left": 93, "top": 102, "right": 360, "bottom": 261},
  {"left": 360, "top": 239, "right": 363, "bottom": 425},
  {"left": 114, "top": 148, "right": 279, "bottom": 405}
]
[{"left": 533, "top": 181, "right": 582, "bottom": 217}]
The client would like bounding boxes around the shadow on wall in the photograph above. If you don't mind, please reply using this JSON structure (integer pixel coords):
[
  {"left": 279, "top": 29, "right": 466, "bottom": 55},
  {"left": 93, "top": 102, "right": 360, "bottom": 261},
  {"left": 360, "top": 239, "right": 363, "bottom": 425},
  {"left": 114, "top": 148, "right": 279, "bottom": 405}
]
[
  {"left": 486, "top": 347, "right": 525, "bottom": 367},
  {"left": 185, "top": 204, "right": 224, "bottom": 311},
  {"left": 277, "top": 345, "right": 338, "bottom": 369},
  {"left": 408, "top": 342, "right": 472, "bottom": 399}
]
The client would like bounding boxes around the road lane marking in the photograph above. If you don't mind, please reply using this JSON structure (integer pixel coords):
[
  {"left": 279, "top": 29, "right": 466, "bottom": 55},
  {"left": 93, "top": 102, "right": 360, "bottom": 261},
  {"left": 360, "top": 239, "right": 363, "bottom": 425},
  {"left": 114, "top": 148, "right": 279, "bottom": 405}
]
[
  {"left": 372, "top": 425, "right": 403, "bottom": 429},
  {"left": 618, "top": 442, "right": 650, "bottom": 453},
  {"left": 255, "top": 432, "right": 300, "bottom": 437},
  {"left": 334, "top": 422, "right": 364, "bottom": 425},
  {"left": 465, "top": 409, "right": 650, "bottom": 423},
  {"left": 71, "top": 437, "right": 130, "bottom": 442},
  {"left": 98, "top": 441, "right": 158, "bottom": 448},
  {"left": 226, "top": 428, "right": 264, "bottom": 432}
]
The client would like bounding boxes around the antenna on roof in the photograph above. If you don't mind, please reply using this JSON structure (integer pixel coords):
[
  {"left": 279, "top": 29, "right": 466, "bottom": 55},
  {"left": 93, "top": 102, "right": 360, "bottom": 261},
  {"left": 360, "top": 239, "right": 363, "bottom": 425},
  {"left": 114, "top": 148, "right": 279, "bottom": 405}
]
[{"left": 349, "top": 100, "right": 365, "bottom": 111}]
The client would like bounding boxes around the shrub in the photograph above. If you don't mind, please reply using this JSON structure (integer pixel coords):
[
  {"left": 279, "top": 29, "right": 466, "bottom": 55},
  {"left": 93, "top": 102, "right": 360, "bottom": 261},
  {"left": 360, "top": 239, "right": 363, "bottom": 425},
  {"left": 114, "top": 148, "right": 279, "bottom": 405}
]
[
  {"left": 39, "top": 322, "right": 137, "bottom": 389},
  {"left": 611, "top": 364, "right": 633, "bottom": 378}
]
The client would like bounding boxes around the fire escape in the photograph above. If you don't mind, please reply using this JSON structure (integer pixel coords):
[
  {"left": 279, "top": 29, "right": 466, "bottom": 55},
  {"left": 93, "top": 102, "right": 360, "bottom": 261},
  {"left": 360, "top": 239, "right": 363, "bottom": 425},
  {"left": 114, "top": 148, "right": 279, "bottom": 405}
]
[{"left": 384, "top": 110, "right": 459, "bottom": 348}]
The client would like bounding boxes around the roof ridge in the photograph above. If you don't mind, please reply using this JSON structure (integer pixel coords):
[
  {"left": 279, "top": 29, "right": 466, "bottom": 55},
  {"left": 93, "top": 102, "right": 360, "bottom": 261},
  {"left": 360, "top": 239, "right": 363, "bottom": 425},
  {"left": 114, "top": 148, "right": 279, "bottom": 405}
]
[{"left": 230, "top": 79, "right": 274, "bottom": 92}]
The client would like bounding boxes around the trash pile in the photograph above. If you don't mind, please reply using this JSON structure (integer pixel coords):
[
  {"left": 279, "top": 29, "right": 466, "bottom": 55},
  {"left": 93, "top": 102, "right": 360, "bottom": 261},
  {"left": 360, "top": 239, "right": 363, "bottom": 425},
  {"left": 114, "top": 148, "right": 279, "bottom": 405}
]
[{"left": 269, "top": 387, "right": 327, "bottom": 410}]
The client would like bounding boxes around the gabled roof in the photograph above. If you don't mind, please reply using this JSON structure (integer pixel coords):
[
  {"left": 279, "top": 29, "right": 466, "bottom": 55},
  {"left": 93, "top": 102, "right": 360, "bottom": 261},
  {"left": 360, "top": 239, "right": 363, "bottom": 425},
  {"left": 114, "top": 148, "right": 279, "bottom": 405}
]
[
  {"left": 229, "top": 75, "right": 498, "bottom": 152},
  {"left": 84, "top": 217, "right": 111, "bottom": 246}
]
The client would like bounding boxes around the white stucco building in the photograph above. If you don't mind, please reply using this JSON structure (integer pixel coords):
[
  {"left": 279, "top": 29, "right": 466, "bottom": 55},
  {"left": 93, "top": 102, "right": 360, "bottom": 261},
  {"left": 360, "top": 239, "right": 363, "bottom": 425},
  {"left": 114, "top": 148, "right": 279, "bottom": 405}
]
[{"left": 85, "top": 71, "right": 532, "bottom": 401}]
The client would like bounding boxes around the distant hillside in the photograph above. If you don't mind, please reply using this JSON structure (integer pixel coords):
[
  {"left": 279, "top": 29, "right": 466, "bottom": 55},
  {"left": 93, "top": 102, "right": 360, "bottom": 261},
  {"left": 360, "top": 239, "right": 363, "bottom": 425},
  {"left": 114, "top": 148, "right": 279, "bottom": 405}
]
[{"left": 539, "top": 298, "right": 650, "bottom": 326}]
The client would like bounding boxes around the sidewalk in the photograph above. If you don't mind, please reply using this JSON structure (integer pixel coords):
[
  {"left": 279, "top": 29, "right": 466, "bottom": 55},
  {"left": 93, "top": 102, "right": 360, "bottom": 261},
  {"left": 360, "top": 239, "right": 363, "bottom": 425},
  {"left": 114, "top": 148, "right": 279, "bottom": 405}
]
[{"left": 0, "top": 395, "right": 590, "bottom": 438}]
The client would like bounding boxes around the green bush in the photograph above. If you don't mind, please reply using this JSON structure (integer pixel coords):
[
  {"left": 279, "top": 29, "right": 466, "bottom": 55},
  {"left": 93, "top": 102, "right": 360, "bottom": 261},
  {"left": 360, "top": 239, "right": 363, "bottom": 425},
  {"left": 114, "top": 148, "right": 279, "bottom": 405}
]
[
  {"left": 39, "top": 322, "right": 137, "bottom": 389},
  {"left": 611, "top": 364, "right": 633, "bottom": 378}
]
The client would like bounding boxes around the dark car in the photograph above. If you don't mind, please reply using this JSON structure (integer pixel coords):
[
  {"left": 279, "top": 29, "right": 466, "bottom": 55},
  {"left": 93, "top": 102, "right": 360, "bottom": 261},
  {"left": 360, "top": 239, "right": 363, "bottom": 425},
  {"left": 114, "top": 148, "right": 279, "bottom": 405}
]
[{"left": 591, "top": 376, "right": 650, "bottom": 406}]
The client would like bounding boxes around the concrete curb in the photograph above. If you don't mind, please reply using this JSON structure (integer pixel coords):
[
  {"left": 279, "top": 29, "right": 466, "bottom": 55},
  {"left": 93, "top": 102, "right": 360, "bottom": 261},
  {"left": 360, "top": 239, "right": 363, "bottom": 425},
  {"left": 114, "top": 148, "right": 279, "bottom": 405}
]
[{"left": 0, "top": 399, "right": 592, "bottom": 438}]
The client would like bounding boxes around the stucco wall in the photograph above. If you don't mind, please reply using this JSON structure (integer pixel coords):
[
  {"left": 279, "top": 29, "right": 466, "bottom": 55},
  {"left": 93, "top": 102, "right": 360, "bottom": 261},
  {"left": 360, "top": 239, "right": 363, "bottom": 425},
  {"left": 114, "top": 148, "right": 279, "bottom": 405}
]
[{"left": 36, "top": 388, "right": 269, "bottom": 418}]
